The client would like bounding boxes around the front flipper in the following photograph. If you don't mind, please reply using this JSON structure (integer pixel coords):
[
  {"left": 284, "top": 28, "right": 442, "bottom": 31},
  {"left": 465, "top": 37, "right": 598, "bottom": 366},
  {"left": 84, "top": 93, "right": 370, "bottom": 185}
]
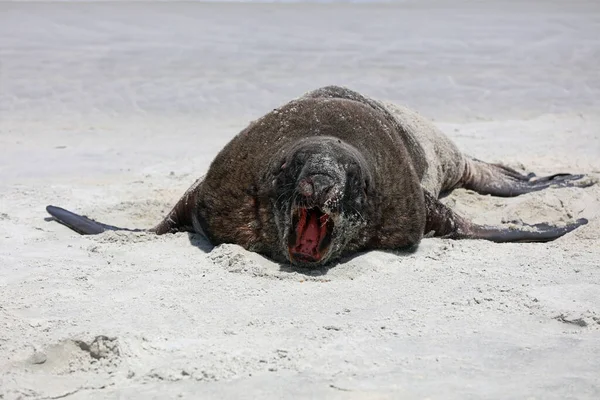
[
  {"left": 46, "top": 205, "right": 142, "bottom": 235},
  {"left": 47, "top": 178, "right": 207, "bottom": 237},
  {"left": 459, "top": 158, "right": 595, "bottom": 197},
  {"left": 150, "top": 177, "right": 207, "bottom": 236},
  {"left": 424, "top": 191, "right": 587, "bottom": 243}
]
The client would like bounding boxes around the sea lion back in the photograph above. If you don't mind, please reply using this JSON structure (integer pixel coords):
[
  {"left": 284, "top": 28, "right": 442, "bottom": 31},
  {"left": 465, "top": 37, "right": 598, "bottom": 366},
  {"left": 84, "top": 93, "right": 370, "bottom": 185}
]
[{"left": 302, "top": 85, "right": 466, "bottom": 196}]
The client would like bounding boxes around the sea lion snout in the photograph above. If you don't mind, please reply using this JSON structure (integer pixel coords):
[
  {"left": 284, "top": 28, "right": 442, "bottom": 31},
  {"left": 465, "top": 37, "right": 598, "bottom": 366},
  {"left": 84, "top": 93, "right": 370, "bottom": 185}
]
[
  {"left": 289, "top": 174, "right": 340, "bottom": 265},
  {"left": 297, "top": 174, "right": 337, "bottom": 207}
]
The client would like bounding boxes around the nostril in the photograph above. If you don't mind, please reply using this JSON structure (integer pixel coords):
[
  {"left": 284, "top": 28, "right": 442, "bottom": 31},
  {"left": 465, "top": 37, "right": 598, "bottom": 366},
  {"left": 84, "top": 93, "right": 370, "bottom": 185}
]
[
  {"left": 299, "top": 175, "right": 335, "bottom": 199},
  {"left": 311, "top": 175, "right": 334, "bottom": 196},
  {"left": 298, "top": 178, "right": 314, "bottom": 197}
]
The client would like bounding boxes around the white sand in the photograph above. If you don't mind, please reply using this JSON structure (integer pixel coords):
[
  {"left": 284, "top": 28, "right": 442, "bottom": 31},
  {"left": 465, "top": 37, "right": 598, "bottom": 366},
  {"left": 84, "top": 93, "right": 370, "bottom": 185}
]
[{"left": 1, "top": 1, "right": 599, "bottom": 399}]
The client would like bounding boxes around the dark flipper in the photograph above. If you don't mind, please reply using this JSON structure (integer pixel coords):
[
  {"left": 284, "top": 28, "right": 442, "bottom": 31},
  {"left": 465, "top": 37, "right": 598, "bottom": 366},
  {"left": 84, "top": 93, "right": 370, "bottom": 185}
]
[
  {"left": 46, "top": 205, "right": 143, "bottom": 235},
  {"left": 466, "top": 219, "right": 588, "bottom": 242},
  {"left": 46, "top": 178, "right": 206, "bottom": 237},
  {"left": 459, "top": 158, "right": 594, "bottom": 197},
  {"left": 424, "top": 191, "right": 587, "bottom": 243}
]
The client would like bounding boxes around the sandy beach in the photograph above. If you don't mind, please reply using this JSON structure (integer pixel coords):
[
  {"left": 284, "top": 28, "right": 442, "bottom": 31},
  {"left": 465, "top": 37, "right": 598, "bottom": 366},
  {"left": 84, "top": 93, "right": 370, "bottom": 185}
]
[{"left": 1, "top": 1, "right": 599, "bottom": 398}]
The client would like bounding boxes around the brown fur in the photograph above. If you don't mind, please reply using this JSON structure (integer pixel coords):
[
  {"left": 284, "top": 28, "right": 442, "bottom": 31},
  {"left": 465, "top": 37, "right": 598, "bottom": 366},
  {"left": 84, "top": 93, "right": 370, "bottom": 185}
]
[{"left": 184, "top": 91, "right": 426, "bottom": 261}]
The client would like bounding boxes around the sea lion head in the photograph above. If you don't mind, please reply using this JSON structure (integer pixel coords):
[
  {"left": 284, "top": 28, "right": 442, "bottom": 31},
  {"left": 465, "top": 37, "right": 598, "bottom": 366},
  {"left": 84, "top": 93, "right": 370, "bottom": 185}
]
[{"left": 270, "top": 136, "right": 373, "bottom": 267}]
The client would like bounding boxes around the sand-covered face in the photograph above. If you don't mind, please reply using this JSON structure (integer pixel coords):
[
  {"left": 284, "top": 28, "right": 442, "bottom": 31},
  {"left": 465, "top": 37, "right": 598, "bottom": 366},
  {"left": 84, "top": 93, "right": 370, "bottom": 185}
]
[{"left": 271, "top": 137, "right": 372, "bottom": 267}]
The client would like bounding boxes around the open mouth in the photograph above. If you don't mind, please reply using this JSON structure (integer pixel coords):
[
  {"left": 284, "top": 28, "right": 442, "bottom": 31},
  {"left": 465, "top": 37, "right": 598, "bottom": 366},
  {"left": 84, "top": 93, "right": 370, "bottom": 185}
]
[{"left": 288, "top": 207, "right": 334, "bottom": 264}]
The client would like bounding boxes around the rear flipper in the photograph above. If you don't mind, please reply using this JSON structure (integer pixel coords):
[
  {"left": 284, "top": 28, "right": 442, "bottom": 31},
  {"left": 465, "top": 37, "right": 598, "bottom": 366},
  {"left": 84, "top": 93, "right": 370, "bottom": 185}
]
[
  {"left": 46, "top": 205, "right": 143, "bottom": 235},
  {"left": 459, "top": 158, "right": 595, "bottom": 197},
  {"left": 424, "top": 191, "right": 587, "bottom": 243}
]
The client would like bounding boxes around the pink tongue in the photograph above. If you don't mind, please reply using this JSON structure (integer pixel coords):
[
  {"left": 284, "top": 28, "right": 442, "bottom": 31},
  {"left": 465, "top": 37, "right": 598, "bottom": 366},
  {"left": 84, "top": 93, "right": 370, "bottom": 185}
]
[{"left": 296, "top": 211, "right": 320, "bottom": 255}]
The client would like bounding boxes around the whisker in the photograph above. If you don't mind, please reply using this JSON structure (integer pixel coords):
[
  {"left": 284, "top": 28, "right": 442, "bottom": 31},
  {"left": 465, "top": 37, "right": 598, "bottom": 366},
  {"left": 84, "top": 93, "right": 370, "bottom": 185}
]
[{"left": 347, "top": 203, "right": 366, "bottom": 223}]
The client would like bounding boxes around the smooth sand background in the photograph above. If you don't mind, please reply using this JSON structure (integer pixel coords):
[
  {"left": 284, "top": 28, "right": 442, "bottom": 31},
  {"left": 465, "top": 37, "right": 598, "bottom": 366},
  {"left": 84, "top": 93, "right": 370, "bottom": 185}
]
[{"left": 1, "top": 1, "right": 599, "bottom": 399}]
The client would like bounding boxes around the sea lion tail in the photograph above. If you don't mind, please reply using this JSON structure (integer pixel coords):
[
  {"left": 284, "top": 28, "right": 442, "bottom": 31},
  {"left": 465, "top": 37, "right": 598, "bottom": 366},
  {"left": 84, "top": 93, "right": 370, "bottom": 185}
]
[{"left": 46, "top": 205, "right": 143, "bottom": 235}]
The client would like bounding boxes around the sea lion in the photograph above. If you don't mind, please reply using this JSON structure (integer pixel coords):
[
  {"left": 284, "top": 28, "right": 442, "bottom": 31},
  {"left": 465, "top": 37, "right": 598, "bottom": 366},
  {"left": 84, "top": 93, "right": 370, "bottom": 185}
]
[{"left": 47, "top": 86, "right": 593, "bottom": 267}]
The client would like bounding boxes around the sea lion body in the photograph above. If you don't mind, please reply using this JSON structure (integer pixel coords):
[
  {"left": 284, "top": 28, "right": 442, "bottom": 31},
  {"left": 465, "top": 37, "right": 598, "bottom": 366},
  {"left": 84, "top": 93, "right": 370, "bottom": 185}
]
[
  {"left": 195, "top": 87, "right": 429, "bottom": 262},
  {"left": 47, "top": 86, "right": 592, "bottom": 267}
]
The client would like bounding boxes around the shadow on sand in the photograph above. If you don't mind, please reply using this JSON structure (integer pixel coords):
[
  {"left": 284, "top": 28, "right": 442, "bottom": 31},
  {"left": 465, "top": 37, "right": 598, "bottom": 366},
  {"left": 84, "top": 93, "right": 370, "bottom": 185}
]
[{"left": 186, "top": 232, "right": 420, "bottom": 277}]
